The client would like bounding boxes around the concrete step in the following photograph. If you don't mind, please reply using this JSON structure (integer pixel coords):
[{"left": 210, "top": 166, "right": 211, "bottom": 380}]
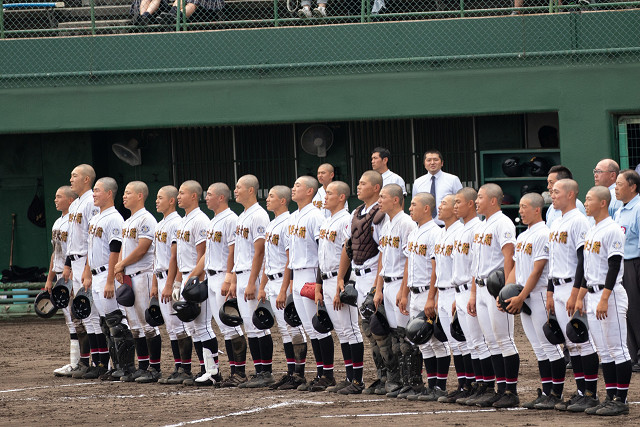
[
  {"left": 57, "top": 18, "right": 129, "bottom": 27},
  {"left": 56, "top": 5, "right": 130, "bottom": 20}
]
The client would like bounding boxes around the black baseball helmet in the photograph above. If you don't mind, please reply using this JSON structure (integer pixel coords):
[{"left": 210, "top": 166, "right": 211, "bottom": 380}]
[
  {"left": 253, "top": 299, "right": 275, "bottom": 330},
  {"left": 173, "top": 301, "right": 201, "bottom": 323},
  {"left": 406, "top": 311, "right": 434, "bottom": 345},
  {"left": 543, "top": 311, "right": 565, "bottom": 345},
  {"left": 35, "top": 291, "right": 58, "bottom": 318},
  {"left": 520, "top": 184, "right": 545, "bottom": 197},
  {"left": 529, "top": 156, "right": 551, "bottom": 177},
  {"left": 51, "top": 278, "right": 72, "bottom": 309},
  {"left": 284, "top": 294, "right": 302, "bottom": 327},
  {"left": 486, "top": 267, "right": 505, "bottom": 298},
  {"left": 219, "top": 298, "right": 243, "bottom": 327},
  {"left": 116, "top": 283, "right": 135, "bottom": 307},
  {"left": 182, "top": 277, "right": 208, "bottom": 304},
  {"left": 359, "top": 289, "right": 376, "bottom": 320},
  {"left": 340, "top": 282, "right": 358, "bottom": 307},
  {"left": 145, "top": 296, "right": 164, "bottom": 327},
  {"left": 566, "top": 311, "right": 589, "bottom": 344},
  {"left": 450, "top": 311, "right": 465, "bottom": 342},
  {"left": 502, "top": 157, "right": 523, "bottom": 177},
  {"left": 498, "top": 283, "right": 531, "bottom": 315},
  {"left": 312, "top": 301, "right": 334, "bottom": 334},
  {"left": 369, "top": 305, "right": 390, "bottom": 337},
  {"left": 433, "top": 315, "right": 448, "bottom": 342},
  {"left": 72, "top": 287, "right": 93, "bottom": 320}
]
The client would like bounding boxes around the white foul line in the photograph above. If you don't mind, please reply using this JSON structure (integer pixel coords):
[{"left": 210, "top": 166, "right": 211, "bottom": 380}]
[
  {"left": 161, "top": 400, "right": 332, "bottom": 427},
  {"left": 321, "top": 408, "right": 526, "bottom": 418}
]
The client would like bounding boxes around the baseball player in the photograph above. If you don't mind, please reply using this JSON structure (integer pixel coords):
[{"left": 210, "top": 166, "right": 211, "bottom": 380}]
[
  {"left": 315, "top": 181, "right": 364, "bottom": 393},
  {"left": 468, "top": 183, "right": 519, "bottom": 408},
  {"left": 432, "top": 194, "right": 466, "bottom": 402},
  {"left": 147, "top": 185, "right": 183, "bottom": 383},
  {"left": 373, "top": 183, "right": 416, "bottom": 395},
  {"left": 114, "top": 181, "right": 161, "bottom": 382},
  {"left": 81, "top": 177, "right": 130, "bottom": 380},
  {"left": 544, "top": 179, "right": 599, "bottom": 411},
  {"left": 412, "top": 150, "right": 463, "bottom": 226},
  {"left": 451, "top": 187, "right": 492, "bottom": 406},
  {"left": 227, "top": 175, "right": 273, "bottom": 388},
  {"left": 312, "top": 163, "right": 335, "bottom": 218},
  {"left": 546, "top": 166, "right": 586, "bottom": 226},
  {"left": 279, "top": 175, "right": 334, "bottom": 391},
  {"left": 593, "top": 159, "right": 623, "bottom": 217},
  {"left": 167, "top": 180, "right": 214, "bottom": 385},
  {"left": 501, "top": 193, "right": 565, "bottom": 409},
  {"left": 573, "top": 185, "right": 632, "bottom": 415},
  {"left": 190, "top": 183, "right": 242, "bottom": 386},
  {"left": 335, "top": 170, "right": 387, "bottom": 395},
  {"left": 371, "top": 147, "right": 407, "bottom": 195},
  {"left": 65, "top": 164, "right": 101, "bottom": 379},
  {"left": 400, "top": 193, "right": 449, "bottom": 402},
  {"left": 258, "top": 185, "right": 307, "bottom": 390},
  {"left": 613, "top": 170, "right": 640, "bottom": 373},
  {"left": 45, "top": 186, "right": 81, "bottom": 377}
]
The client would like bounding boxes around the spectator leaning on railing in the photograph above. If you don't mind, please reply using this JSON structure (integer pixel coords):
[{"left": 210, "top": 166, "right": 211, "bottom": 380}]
[
  {"left": 130, "top": 0, "right": 169, "bottom": 26},
  {"left": 298, "top": 0, "right": 327, "bottom": 18}
]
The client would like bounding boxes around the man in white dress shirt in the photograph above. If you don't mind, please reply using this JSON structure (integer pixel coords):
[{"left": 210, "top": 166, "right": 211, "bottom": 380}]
[
  {"left": 371, "top": 147, "right": 407, "bottom": 195},
  {"left": 412, "top": 150, "right": 463, "bottom": 226},
  {"left": 312, "top": 163, "right": 336, "bottom": 218}
]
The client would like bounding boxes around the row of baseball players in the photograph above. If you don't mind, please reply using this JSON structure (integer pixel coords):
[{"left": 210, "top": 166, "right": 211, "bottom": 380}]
[{"left": 44, "top": 152, "right": 639, "bottom": 416}]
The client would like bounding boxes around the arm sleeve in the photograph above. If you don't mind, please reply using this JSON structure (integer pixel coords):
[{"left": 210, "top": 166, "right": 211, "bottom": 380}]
[
  {"left": 574, "top": 246, "right": 585, "bottom": 289},
  {"left": 547, "top": 278, "right": 554, "bottom": 293},
  {"left": 604, "top": 255, "right": 623, "bottom": 290},
  {"left": 65, "top": 256, "right": 72, "bottom": 267},
  {"left": 109, "top": 240, "right": 122, "bottom": 253}
]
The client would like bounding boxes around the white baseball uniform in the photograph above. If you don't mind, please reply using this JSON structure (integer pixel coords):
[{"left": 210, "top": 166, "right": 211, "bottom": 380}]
[
  {"left": 514, "top": 221, "right": 564, "bottom": 364},
  {"left": 121, "top": 208, "right": 158, "bottom": 337},
  {"left": 52, "top": 213, "right": 75, "bottom": 333},
  {"left": 379, "top": 211, "right": 416, "bottom": 329},
  {"left": 319, "top": 209, "right": 362, "bottom": 345},
  {"left": 153, "top": 211, "right": 181, "bottom": 340},
  {"left": 473, "top": 210, "right": 518, "bottom": 357},
  {"left": 233, "top": 202, "right": 270, "bottom": 339},
  {"left": 583, "top": 217, "right": 630, "bottom": 364},
  {"left": 548, "top": 208, "right": 596, "bottom": 357},
  {"left": 204, "top": 207, "right": 243, "bottom": 340}
]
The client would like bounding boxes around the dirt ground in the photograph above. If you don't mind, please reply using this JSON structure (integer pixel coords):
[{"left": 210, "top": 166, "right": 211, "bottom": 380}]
[{"left": 1, "top": 316, "right": 639, "bottom": 426}]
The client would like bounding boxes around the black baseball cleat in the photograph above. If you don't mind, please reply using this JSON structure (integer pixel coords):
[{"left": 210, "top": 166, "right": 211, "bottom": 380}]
[
  {"left": 439, "top": 387, "right": 469, "bottom": 403},
  {"left": 99, "top": 368, "right": 121, "bottom": 381},
  {"left": 398, "top": 385, "right": 422, "bottom": 399},
  {"left": 585, "top": 395, "right": 612, "bottom": 415},
  {"left": 166, "top": 367, "right": 193, "bottom": 385},
  {"left": 419, "top": 387, "right": 447, "bottom": 402},
  {"left": 534, "top": 391, "right": 564, "bottom": 410},
  {"left": 456, "top": 383, "right": 480, "bottom": 405},
  {"left": 220, "top": 372, "right": 247, "bottom": 388},
  {"left": 554, "top": 391, "right": 582, "bottom": 411},
  {"left": 182, "top": 371, "right": 205, "bottom": 386},
  {"left": 596, "top": 397, "right": 629, "bottom": 416},
  {"left": 158, "top": 368, "right": 180, "bottom": 384},
  {"left": 135, "top": 367, "right": 162, "bottom": 383},
  {"left": 70, "top": 362, "right": 90, "bottom": 379},
  {"left": 465, "top": 384, "right": 489, "bottom": 406},
  {"left": 279, "top": 373, "right": 305, "bottom": 390},
  {"left": 310, "top": 376, "right": 336, "bottom": 392},
  {"left": 407, "top": 386, "right": 432, "bottom": 401},
  {"left": 121, "top": 368, "right": 148, "bottom": 382},
  {"left": 82, "top": 364, "right": 107, "bottom": 379},
  {"left": 386, "top": 384, "right": 409, "bottom": 398},
  {"left": 362, "top": 379, "right": 383, "bottom": 395},
  {"left": 327, "top": 378, "right": 352, "bottom": 393},
  {"left": 493, "top": 391, "right": 520, "bottom": 408},
  {"left": 298, "top": 376, "right": 320, "bottom": 391},
  {"left": 269, "top": 374, "right": 292, "bottom": 390},
  {"left": 567, "top": 391, "right": 599, "bottom": 412},
  {"left": 475, "top": 389, "right": 501, "bottom": 407},
  {"left": 338, "top": 379, "right": 365, "bottom": 395},
  {"left": 521, "top": 388, "right": 545, "bottom": 409}
]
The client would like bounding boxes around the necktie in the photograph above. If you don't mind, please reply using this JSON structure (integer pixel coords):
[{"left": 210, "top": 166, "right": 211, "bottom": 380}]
[{"left": 430, "top": 176, "right": 436, "bottom": 218}]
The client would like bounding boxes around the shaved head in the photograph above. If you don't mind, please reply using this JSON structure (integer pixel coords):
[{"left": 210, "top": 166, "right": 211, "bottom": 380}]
[
  {"left": 238, "top": 174, "right": 259, "bottom": 194},
  {"left": 456, "top": 187, "right": 478, "bottom": 202},
  {"left": 271, "top": 185, "right": 291, "bottom": 205},
  {"left": 588, "top": 185, "right": 611, "bottom": 204},
  {"left": 381, "top": 184, "right": 404, "bottom": 205},
  {"left": 297, "top": 175, "right": 319, "bottom": 196},
  {"left": 96, "top": 177, "right": 118, "bottom": 196},
  {"left": 209, "top": 182, "right": 231, "bottom": 203},
  {"left": 479, "top": 183, "right": 503, "bottom": 204},
  {"left": 182, "top": 180, "right": 203, "bottom": 199},
  {"left": 76, "top": 164, "right": 96, "bottom": 185},
  {"left": 556, "top": 179, "right": 579, "bottom": 198},
  {"left": 328, "top": 181, "right": 350, "bottom": 198},
  {"left": 413, "top": 192, "right": 436, "bottom": 213},
  {"left": 361, "top": 170, "right": 383, "bottom": 189},
  {"left": 127, "top": 181, "right": 149, "bottom": 200},
  {"left": 319, "top": 163, "right": 335, "bottom": 174},
  {"left": 58, "top": 185, "right": 77, "bottom": 200},
  {"left": 521, "top": 192, "right": 544, "bottom": 209},
  {"left": 160, "top": 185, "right": 178, "bottom": 201}
]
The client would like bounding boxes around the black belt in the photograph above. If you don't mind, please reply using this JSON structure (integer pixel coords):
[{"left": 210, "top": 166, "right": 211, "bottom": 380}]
[
  {"left": 551, "top": 277, "right": 572, "bottom": 286},
  {"left": 438, "top": 287, "right": 454, "bottom": 291},
  {"left": 455, "top": 283, "right": 470, "bottom": 293},
  {"left": 383, "top": 276, "right": 403, "bottom": 283},
  {"left": 69, "top": 254, "right": 85, "bottom": 261},
  {"left": 236, "top": 270, "right": 249, "bottom": 275},
  {"left": 410, "top": 286, "right": 429, "bottom": 294},
  {"left": 155, "top": 271, "right": 168, "bottom": 279},
  {"left": 475, "top": 278, "right": 486, "bottom": 287},
  {"left": 53, "top": 271, "right": 62, "bottom": 275},
  {"left": 207, "top": 269, "right": 224, "bottom": 276},
  {"left": 321, "top": 271, "right": 338, "bottom": 280},
  {"left": 91, "top": 265, "right": 107, "bottom": 276},
  {"left": 354, "top": 268, "right": 372, "bottom": 276},
  {"left": 587, "top": 284, "right": 604, "bottom": 293},
  {"left": 267, "top": 273, "right": 283, "bottom": 280},
  {"left": 128, "top": 271, "right": 144, "bottom": 278}
]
